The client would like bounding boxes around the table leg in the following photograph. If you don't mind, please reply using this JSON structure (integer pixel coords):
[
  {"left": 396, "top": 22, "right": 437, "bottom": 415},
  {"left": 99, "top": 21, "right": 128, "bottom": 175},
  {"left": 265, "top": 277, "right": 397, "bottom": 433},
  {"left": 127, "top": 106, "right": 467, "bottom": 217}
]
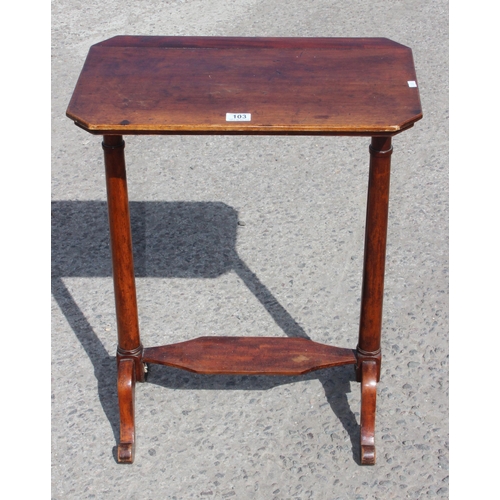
[
  {"left": 103, "top": 135, "right": 145, "bottom": 463},
  {"left": 356, "top": 136, "right": 392, "bottom": 464}
]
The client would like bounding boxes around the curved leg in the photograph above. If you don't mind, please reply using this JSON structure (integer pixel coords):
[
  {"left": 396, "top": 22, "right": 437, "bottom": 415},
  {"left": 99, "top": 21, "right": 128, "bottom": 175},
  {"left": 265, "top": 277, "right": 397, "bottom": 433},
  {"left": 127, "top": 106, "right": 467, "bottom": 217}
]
[
  {"left": 360, "top": 360, "right": 378, "bottom": 465},
  {"left": 117, "top": 358, "right": 136, "bottom": 463}
]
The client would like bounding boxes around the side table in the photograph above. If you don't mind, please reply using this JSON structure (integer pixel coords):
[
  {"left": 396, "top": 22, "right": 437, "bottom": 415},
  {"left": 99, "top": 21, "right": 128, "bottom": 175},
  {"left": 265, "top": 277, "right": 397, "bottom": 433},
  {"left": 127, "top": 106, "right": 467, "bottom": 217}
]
[{"left": 66, "top": 36, "right": 422, "bottom": 464}]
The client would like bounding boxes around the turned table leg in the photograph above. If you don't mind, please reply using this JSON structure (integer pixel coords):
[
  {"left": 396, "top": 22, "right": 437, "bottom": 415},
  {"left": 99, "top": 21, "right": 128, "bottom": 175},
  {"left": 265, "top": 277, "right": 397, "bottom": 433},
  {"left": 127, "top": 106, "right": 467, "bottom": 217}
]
[
  {"left": 356, "top": 136, "right": 392, "bottom": 465},
  {"left": 103, "top": 135, "right": 145, "bottom": 463}
]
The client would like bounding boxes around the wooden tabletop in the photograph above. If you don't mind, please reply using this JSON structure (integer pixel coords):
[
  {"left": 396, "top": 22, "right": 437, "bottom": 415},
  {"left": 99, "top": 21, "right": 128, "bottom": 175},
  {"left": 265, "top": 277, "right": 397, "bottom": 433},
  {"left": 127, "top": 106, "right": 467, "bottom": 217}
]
[{"left": 66, "top": 36, "right": 422, "bottom": 136}]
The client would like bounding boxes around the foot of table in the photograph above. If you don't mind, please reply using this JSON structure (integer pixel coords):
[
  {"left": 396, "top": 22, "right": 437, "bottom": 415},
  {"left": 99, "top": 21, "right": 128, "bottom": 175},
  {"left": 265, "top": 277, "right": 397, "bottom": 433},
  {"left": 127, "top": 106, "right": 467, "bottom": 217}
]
[
  {"left": 359, "top": 359, "right": 378, "bottom": 465},
  {"left": 117, "top": 358, "right": 136, "bottom": 463}
]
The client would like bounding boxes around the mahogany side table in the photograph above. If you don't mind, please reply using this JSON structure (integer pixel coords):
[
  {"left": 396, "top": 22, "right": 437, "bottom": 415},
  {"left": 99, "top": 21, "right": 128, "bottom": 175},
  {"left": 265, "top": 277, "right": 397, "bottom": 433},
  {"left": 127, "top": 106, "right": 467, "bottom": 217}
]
[{"left": 66, "top": 36, "right": 422, "bottom": 465}]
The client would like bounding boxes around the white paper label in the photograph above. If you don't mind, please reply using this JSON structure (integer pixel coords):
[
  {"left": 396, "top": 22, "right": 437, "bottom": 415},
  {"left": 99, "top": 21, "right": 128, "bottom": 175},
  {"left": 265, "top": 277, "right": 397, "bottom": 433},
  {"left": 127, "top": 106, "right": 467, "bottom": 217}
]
[
  {"left": 226, "top": 113, "right": 251, "bottom": 121},
  {"left": 407, "top": 81, "right": 417, "bottom": 88}
]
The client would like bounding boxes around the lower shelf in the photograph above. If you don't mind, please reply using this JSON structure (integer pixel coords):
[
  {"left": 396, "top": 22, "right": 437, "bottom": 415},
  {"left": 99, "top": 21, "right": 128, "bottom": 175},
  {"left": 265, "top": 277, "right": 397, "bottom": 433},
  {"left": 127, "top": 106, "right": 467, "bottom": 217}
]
[{"left": 142, "top": 336, "right": 357, "bottom": 375}]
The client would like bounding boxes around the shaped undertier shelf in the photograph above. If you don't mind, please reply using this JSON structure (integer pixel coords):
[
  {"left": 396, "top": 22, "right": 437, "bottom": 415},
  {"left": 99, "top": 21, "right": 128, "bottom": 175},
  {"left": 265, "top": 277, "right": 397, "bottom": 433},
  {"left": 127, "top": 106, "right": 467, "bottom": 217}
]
[{"left": 142, "top": 336, "right": 357, "bottom": 375}]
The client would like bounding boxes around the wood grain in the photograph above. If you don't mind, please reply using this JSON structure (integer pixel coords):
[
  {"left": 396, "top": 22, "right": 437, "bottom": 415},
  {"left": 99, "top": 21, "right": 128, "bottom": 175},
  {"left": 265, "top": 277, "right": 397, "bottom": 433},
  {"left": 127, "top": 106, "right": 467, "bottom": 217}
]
[
  {"left": 143, "top": 337, "right": 357, "bottom": 375},
  {"left": 358, "top": 137, "right": 392, "bottom": 354},
  {"left": 67, "top": 36, "right": 422, "bottom": 135},
  {"left": 360, "top": 360, "right": 378, "bottom": 465},
  {"left": 103, "top": 136, "right": 142, "bottom": 353},
  {"left": 117, "top": 358, "right": 136, "bottom": 463}
]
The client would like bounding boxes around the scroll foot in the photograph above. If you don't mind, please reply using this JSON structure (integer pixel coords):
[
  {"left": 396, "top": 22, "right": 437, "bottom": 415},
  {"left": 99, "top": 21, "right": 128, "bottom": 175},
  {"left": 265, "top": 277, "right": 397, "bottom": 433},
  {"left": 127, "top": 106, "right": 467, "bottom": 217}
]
[
  {"left": 117, "top": 358, "right": 136, "bottom": 463},
  {"left": 360, "top": 360, "right": 378, "bottom": 465}
]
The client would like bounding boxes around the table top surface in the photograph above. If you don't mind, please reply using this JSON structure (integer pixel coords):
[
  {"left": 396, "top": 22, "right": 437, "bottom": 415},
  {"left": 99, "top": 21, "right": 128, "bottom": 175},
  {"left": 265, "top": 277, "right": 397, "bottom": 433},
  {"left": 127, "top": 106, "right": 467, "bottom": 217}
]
[{"left": 66, "top": 36, "right": 422, "bottom": 136}]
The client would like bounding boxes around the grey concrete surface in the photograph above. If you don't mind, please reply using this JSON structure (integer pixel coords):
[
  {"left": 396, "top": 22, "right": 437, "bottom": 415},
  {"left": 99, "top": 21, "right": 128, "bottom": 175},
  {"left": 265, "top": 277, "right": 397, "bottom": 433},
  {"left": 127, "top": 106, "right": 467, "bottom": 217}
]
[{"left": 51, "top": 1, "right": 448, "bottom": 498}]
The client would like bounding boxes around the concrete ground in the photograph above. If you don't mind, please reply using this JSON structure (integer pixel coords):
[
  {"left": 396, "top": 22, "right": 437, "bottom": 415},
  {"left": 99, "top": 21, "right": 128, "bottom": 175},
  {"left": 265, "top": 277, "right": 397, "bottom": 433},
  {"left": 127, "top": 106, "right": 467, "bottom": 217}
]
[{"left": 51, "top": 1, "right": 448, "bottom": 498}]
